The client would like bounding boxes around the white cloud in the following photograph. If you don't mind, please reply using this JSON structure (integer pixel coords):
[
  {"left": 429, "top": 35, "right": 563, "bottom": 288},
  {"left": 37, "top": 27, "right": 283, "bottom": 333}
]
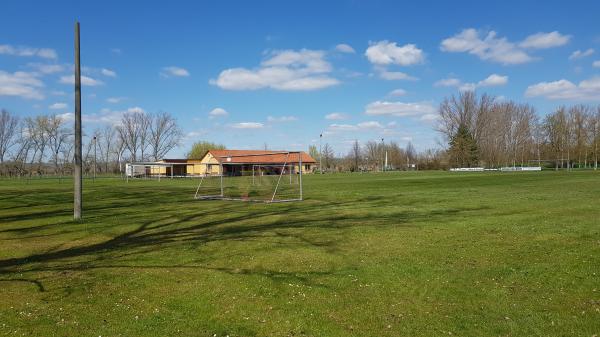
[
  {"left": 357, "top": 121, "right": 383, "bottom": 129},
  {"left": 325, "top": 112, "right": 348, "bottom": 120},
  {"left": 0, "top": 70, "right": 44, "bottom": 100},
  {"left": 435, "top": 74, "right": 508, "bottom": 91},
  {"left": 434, "top": 78, "right": 461, "bottom": 87},
  {"left": 210, "top": 49, "right": 339, "bottom": 91},
  {"left": 525, "top": 76, "right": 600, "bottom": 100},
  {"left": 101, "top": 68, "right": 117, "bottom": 77},
  {"left": 388, "top": 89, "right": 407, "bottom": 96},
  {"left": 365, "top": 41, "right": 425, "bottom": 66},
  {"left": 327, "top": 121, "right": 384, "bottom": 133},
  {"left": 161, "top": 66, "right": 190, "bottom": 77},
  {"left": 593, "top": 60, "right": 600, "bottom": 68},
  {"left": 335, "top": 44, "right": 355, "bottom": 53},
  {"left": 441, "top": 28, "right": 534, "bottom": 64},
  {"left": 0, "top": 44, "right": 57, "bottom": 59},
  {"left": 364, "top": 101, "right": 436, "bottom": 117},
  {"left": 477, "top": 74, "right": 509, "bottom": 87},
  {"left": 56, "top": 112, "right": 74, "bottom": 123},
  {"left": 49, "top": 102, "right": 67, "bottom": 110},
  {"left": 267, "top": 115, "right": 298, "bottom": 122},
  {"left": 420, "top": 114, "right": 440, "bottom": 122},
  {"left": 519, "top": 31, "right": 571, "bottom": 49},
  {"left": 208, "top": 107, "right": 228, "bottom": 118},
  {"left": 230, "top": 122, "right": 264, "bottom": 129},
  {"left": 27, "top": 63, "right": 65, "bottom": 74},
  {"left": 378, "top": 70, "right": 417, "bottom": 81},
  {"left": 106, "top": 97, "right": 125, "bottom": 103},
  {"left": 58, "top": 106, "right": 145, "bottom": 126},
  {"left": 111, "top": 48, "right": 122, "bottom": 54},
  {"left": 569, "top": 49, "right": 594, "bottom": 60},
  {"left": 59, "top": 75, "right": 104, "bottom": 86}
]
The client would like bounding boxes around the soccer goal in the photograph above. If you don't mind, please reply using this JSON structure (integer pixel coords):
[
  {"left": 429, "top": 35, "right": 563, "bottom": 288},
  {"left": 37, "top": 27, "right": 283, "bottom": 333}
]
[{"left": 193, "top": 151, "right": 304, "bottom": 203}]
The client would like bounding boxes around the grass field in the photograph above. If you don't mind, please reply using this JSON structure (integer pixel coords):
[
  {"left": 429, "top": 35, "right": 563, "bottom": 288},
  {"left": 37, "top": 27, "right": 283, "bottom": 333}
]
[{"left": 0, "top": 171, "right": 599, "bottom": 336}]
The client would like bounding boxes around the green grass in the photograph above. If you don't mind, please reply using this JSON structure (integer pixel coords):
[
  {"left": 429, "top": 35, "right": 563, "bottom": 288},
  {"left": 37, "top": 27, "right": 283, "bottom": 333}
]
[{"left": 0, "top": 171, "right": 599, "bottom": 336}]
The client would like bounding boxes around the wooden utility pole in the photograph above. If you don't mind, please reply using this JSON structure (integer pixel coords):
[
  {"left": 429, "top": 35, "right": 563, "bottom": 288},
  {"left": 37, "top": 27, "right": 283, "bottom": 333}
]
[{"left": 74, "top": 22, "right": 82, "bottom": 220}]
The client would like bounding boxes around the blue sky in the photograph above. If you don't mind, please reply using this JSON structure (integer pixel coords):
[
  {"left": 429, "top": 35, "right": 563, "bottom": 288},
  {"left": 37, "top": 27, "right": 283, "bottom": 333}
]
[{"left": 2, "top": 0, "right": 600, "bottom": 157}]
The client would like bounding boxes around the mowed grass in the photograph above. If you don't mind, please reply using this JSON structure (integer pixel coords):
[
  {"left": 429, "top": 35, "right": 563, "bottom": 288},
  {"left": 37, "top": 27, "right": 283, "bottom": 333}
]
[{"left": 0, "top": 171, "right": 599, "bottom": 337}]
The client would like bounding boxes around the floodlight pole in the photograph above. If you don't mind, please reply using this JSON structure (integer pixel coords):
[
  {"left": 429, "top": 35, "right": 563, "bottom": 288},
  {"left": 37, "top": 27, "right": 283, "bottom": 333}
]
[
  {"left": 73, "top": 21, "right": 83, "bottom": 220},
  {"left": 319, "top": 133, "right": 322, "bottom": 174},
  {"left": 299, "top": 152, "right": 303, "bottom": 200},
  {"left": 93, "top": 135, "right": 97, "bottom": 181},
  {"left": 381, "top": 138, "right": 384, "bottom": 172}
]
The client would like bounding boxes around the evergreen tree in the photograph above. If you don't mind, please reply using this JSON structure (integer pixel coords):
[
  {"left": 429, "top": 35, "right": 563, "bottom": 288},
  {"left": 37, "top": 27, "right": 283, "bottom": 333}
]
[{"left": 448, "top": 124, "right": 478, "bottom": 167}]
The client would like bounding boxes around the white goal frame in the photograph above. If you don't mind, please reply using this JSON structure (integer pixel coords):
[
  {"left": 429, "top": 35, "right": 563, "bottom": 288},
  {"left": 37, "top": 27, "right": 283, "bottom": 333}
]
[{"left": 194, "top": 151, "right": 304, "bottom": 203}]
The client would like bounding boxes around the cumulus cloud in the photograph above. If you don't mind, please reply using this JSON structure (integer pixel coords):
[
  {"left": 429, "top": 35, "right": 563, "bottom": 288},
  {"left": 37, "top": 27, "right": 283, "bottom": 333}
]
[
  {"left": 434, "top": 78, "right": 462, "bottom": 87},
  {"left": 211, "top": 49, "right": 339, "bottom": 91},
  {"left": 267, "top": 116, "right": 298, "bottom": 122},
  {"left": 230, "top": 122, "right": 264, "bottom": 129},
  {"left": 378, "top": 70, "right": 417, "bottom": 81},
  {"left": 525, "top": 77, "right": 600, "bottom": 100},
  {"left": 59, "top": 74, "right": 104, "bottom": 86},
  {"left": 161, "top": 66, "right": 190, "bottom": 77},
  {"left": 101, "top": 68, "right": 117, "bottom": 77},
  {"left": 364, "top": 101, "right": 436, "bottom": 117},
  {"left": 365, "top": 41, "right": 425, "bottom": 66},
  {"left": 0, "top": 44, "right": 57, "bottom": 59},
  {"left": 106, "top": 97, "right": 125, "bottom": 103},
  {"left": 420, "top": 113, "right": 440, "bottom": 122},
  {"left": 0, "top": 70, "right": 44, "bottom": 100},
  {"left": 593, "top": 60, "right": 600, "bottom": 68},
  {"left": 328, "top": 121, "right": 383, "bottom": 132},
  {"left": 435, "top": 74, "right": 508, "bottom": 91},
  {"left": 388, "top": 88, "right": 407, "bottom": 97},
  {"left": 27, "top": 63, "right": 65, "bottom": 74},
  {"left": 58, "top": 106, "right": 145, "bottom": 125},
  {"left": 325, "top": 112, "right": 348, "bottom": 120},
  {"left": 569, "top": 49, "right": 594, "bottom": 60},
  {"left": 208, "top": 107, "right": 228, "bottom": 118},
  {"left": 441, "top": 29, "right": 537, "bottom": 64},
  {"left": 49, "top": 102, "right": 67, "bottom": 110},
  {"left": 519, "top": 31, "right": 571, "bottom": 49},
  {"left": 335, "top": 44, "right": 355, "bottom": 53}
]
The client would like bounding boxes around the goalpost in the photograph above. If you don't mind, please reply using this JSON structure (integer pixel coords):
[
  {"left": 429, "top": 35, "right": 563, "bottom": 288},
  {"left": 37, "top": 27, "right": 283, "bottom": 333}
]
[{"left": 194, "top": 151, "right": 304, "bottom": 203}]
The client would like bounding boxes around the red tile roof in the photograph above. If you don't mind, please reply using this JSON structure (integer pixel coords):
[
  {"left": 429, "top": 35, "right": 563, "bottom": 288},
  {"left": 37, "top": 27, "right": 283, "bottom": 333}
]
[{"left": 207, "top": 150, "right": 316, "bottom": 164}]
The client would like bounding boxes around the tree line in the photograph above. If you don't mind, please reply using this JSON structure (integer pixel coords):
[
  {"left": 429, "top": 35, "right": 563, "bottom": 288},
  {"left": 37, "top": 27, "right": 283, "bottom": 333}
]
[
  {"left": 0, "top": 109, "right": 182, "bottom": 177},
  {"left": 308, "top": 140, "right": 446, "bottom": 172},
  {"left": 438, "top": 91, "right": 600, "bottom": 169}
]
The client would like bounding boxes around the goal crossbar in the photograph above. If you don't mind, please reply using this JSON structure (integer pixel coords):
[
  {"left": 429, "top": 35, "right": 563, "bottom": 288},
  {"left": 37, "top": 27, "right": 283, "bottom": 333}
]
[{"left": 193, "top": 151, "right": 303, "bottom": 203}]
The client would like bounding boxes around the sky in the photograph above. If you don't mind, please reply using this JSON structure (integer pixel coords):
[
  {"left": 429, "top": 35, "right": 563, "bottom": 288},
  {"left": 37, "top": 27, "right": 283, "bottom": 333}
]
[{"left": 2, "top": 0, "right": 600, "bottom": 157}]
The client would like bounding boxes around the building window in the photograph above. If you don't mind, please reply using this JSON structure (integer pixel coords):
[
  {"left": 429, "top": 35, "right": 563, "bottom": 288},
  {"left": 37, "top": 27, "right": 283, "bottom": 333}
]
[{"left": 305, "top": 164, "right": 310, "bottom": 170}]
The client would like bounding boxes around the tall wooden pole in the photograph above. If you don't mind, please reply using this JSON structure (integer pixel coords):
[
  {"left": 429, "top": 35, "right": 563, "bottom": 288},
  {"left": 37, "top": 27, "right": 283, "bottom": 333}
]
[{"left": 74, "top": 22, "right": 82, "bottom": 220}]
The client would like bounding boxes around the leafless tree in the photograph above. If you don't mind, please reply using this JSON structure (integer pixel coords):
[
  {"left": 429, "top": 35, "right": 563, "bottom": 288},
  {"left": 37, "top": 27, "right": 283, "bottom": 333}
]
[
  {"left": 149, "top": 112, "right": 182, "bottom": 161},
  {"left": 98, "top": 126, "right": 116, "bottom": 172},
  {"left": 45, "top": 114, "right": 71, "bottom": 174},
  {"left": 322, "top": 143, "right": 334, "bottom": 170},
  {"left": 0, "top": 109, "right": 19, "bottom": 165},
  {"left": 117, "top": 111, "right": 143, "bottom": 161}
]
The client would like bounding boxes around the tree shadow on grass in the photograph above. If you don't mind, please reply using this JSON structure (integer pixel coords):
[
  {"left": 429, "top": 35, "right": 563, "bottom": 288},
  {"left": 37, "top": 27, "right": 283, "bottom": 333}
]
[{"left": 0, "top": 187, "right": 490, "bottom": 293}]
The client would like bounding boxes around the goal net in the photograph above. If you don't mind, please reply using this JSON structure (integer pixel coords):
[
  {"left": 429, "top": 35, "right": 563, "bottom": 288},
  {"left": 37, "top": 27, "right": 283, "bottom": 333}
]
[{"left": 194, "top": 152, "right": 304, "bottom": 203}]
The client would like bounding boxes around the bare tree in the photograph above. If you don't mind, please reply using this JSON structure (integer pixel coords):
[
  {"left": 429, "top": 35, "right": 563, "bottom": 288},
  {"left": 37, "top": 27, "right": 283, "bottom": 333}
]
[
  {"left": 348, "top": 140, "right": 361, "bottom": 171},
  {"left": 117, "top": 111, "right": 143, "bottom": 161},
  {"left": 406, "top": 141, "right": 416, "bottom": 169},
  {"left": 149, "top": 112, "right": 182, "bottom": 161},
  {"left": 45, "top": 114, "right": 71, "bottom": 174},
  {"left": 99, "top": 126, "right": 116, "bottom": 172},
  {"left": 322, "top": 143, "right": 334, "bottom": 170},
  {"left": 0, "top": 109, "right": 19, "bottom": 165}
]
